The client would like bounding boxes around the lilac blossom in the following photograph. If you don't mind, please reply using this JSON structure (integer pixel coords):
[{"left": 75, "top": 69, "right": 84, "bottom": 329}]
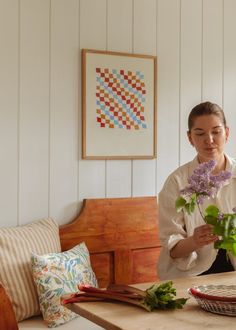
[
  {"left": 176, "top": 160, "right": 236, "bottom": 256},
  {"left": 218, "top": 212, "right": 225, "bottom": 221},
  {"left": 180, "top": 160, "right": 232, "bottom": 204}
]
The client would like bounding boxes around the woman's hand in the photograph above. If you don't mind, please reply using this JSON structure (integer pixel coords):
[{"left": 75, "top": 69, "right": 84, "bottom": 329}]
[
  {"left": 170, "top": 224, "right": 219, "bottom": 258},
  {"left": 192, "top": 224, "right": 218, "bottom": 248}
]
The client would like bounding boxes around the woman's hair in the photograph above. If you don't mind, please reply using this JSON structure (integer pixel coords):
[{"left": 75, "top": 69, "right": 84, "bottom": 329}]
[{"left": 188, "top": 101, "right": 227, "bottom": 131}]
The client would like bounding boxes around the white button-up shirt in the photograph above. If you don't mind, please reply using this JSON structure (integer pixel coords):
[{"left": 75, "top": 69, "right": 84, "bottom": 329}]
[{"left": 158, "top": 154, "right": 236, "bottom": 280}]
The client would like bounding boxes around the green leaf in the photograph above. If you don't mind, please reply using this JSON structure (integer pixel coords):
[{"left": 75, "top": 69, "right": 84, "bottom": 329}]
[
  {"left": 175, "top": 197, "right": 187, "bottom": 212},
  {"left": 224, "top": 217, "right": 231, "bottom": 238},
  {"left": 185, "top": 202, "right": 195, "bottom": 215},
  {"left": 215, "top": 237, "right": 236, "bottom": 256},
  {"left": 143, "top": 281, "right": 188, "bottom": 311},
  {"left": 232, "top": 243, "right": 236, "bottom": 256},
  {"left": 231, "top": 217, "right": 236, "bottom": 227},
  {"left": 212, "top": 222, "right": 224, "bottom": 235},
  {"left": 204, "top": 205, "right": 219, "bottom": 218},
  {"left": 185, "top": 194, "right": 197, "bottom": 215},
  {"left": 204, "top": 215, "right": 218, "bottom": 226}
]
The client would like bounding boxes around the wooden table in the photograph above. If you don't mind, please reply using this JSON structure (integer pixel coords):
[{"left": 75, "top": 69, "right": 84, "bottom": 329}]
[{"left": 67, "top": 272, "right": 236, "bottom": 330}]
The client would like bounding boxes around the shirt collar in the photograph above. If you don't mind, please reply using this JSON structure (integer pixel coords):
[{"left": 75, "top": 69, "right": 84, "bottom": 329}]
[{"left": 225, "top": 154, "right": 236, "bottom": 178}]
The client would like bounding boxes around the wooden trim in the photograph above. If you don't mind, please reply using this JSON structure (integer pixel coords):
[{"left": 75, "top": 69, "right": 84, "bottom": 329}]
[{"left": 0, "top": 284, "right": 18, "bottom": 330}]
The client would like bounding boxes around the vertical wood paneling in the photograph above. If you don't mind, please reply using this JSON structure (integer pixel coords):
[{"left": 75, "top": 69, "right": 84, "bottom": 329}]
[
  {"left": 180, "top": 0, "right": 202, "bottom": 165},
  {"left": 133, "top": 0, "right": 156, "bottom": 55},
  {"left": 106, "top": 0, "right": 133, "bottom": 197},
  {"left": 202, "top": 0, "right": 223, "bottom": 105},
  {"left": 2, "top": 1, "right": 236, "bottom": 228},
  {"left": 80, "top": 0, "right": 107, "bottom": 50},
  {"left": 132, "top": 160, "right": 156, "bottom": 196},
  {"left": 106, "top": 161, "right": 131, "bottom": 197},
  {"left": 156, "top": 0, "right": 180, "bottom": 191},
  {"left": 0, "top": 0, "right": 18, "bottom": 227},
  {"left": 50, "top": 0, "right": 79, "bottom": 224},
  {"left": 224, "top": 0, "right": 236, "bottom": 158},
  {"left": 19, "top": 0, "right": 50, "bottom": 224},
  {"left": 132, "top": 0, "right": 157, "bottom": 196},
  {"left": 79, "top": 0, "right": 107, "bottom": 202},
  {"left": 107, "top": 0, "right": 133, "bottom": 52}
]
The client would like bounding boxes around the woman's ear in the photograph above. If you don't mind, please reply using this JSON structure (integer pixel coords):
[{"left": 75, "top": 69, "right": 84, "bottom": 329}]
[
  {"left": 225, "top": 126, "right": 230, "bottom": 142},
  {"left": 187, "top": 130, "right": 194, "bottom": 146}
]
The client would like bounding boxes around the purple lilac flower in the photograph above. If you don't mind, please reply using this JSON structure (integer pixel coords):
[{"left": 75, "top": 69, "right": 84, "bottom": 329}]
[
  {"left": 193, "top": 159, "right": 216, "bottom": 175},
  {"left": 180, "top": 159, "right": 232, "bottom": 204},
  {"left": 210, "top": 171, "right": 232, "bottom": 189},
  {"left": 218, "top": 212, "right": 224, "bottom": 221},
  {"left": 233, "top": 207, "right": 236, "bottom": 213}
]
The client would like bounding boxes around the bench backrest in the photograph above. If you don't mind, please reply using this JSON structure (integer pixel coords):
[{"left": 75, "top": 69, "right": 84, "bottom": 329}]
[{"left": 60, "top": 196, "right": 160, "bottom": 287}]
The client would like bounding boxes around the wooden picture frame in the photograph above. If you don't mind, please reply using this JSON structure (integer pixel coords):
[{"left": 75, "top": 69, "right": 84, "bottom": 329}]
[{"left": 82, "top": 49, "right": 157, "bottom": 159}]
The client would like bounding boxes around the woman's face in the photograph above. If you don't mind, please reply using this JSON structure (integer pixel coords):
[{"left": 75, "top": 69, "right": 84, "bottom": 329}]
[{"left": 187, "top": 114, "right": 229, "bottom": 162}]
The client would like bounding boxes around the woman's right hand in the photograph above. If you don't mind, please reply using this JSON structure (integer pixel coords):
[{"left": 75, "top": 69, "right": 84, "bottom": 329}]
[
  {"left": 170, "top": 224, "right": 219, "bottom": 258},
  {"left": 192, "top": 224, "right": 218, "bottom": 248}
]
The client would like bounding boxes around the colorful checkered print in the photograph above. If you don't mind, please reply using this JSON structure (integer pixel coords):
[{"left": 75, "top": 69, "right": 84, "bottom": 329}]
[{"left": 96, "top": 68, "right": 147, "bottom": 130}]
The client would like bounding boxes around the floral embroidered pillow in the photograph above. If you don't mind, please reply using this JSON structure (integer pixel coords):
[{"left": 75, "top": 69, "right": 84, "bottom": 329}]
[{"left": 31, "top": 242, "right": 98, "bottom": 328}]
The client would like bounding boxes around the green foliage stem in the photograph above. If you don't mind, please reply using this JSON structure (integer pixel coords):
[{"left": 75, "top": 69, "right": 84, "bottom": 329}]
[{"left": 142, "top": 281, "right": 188, "bottom": 311}]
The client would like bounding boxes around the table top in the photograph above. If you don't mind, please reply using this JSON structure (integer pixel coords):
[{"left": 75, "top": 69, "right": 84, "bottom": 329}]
[{"left": 66, "top": 271, "right": 236, "bottom": 330}]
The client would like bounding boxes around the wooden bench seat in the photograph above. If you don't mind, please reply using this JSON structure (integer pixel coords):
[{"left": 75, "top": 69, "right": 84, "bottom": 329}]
[{"left": 0, "top": 196, "right": 160, "bottom": 330}]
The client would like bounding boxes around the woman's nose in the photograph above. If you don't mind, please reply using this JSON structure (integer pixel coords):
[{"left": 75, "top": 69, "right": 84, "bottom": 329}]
[{"left": 205, "top": 133, "right": 214, "bottom": 143}]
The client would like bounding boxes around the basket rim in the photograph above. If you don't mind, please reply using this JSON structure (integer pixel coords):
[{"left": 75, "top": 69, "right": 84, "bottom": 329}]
[{"left": 188, "top": 285, "right": 236, "bottom": 303}]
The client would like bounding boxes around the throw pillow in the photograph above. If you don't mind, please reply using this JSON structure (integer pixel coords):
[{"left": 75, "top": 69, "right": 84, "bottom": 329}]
[
  {"left": 31, "top": 242, "right": 98, "bottom": 328},
  {"left": 0, "top": 218, "right": 61, "bottom": 322}
]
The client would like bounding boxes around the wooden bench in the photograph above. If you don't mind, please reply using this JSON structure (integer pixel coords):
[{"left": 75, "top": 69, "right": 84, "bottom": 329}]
[{"left": 0, "top": 196, "right": 160, "bottom": 330}]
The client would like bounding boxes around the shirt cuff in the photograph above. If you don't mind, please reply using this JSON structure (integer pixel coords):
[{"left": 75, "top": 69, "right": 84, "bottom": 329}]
[{"left": 168, "top": 234, "right": 198, "bottom": 271}]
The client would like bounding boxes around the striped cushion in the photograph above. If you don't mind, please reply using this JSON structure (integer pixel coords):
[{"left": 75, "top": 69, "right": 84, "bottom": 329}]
[{"left": 0, "top": 218, "right": 61, "bottom": 322}]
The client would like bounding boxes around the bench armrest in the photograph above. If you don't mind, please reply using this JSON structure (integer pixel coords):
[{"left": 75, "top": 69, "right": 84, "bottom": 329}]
[{"left": 0, "top": 284, "right": 18, "bottom": 330}]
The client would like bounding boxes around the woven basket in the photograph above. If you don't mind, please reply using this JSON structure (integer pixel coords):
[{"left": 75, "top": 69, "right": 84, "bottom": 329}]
[{"left": 188, "top": 285, "right": 236, "bottom": 316}]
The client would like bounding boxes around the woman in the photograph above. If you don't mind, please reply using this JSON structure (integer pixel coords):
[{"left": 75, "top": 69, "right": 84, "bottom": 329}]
[{"left": 158, "top": 101, "right": 236, "bottom": 280}]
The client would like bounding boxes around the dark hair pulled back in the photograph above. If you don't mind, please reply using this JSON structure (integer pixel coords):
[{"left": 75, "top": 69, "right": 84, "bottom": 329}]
[{"left": 188, "top": 101, "right": 227, "bottom": 131}]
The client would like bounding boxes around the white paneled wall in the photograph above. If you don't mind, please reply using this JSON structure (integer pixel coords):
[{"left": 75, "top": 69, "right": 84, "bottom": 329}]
[
  {"left": 202, "top": 0, "right": 223, "bottom": 105},
  {"left": 224, "top": 0, "right": 236, "bottom": 157},
  {"left": 106, "top": 0, "right": 133, "bottom": 198},
  {"left": 180, "top": 0, "right": 202, "bottom": 164},
  {"left": 156, "top": 0, "right": 180, "bottom": 190},
  {"left": 132, "top": 0, "right": 157, "bottom": 197},
  {"left": 0, "top": 0, "right": 18, "bottom": 227},
  {"left": 1, "top": 0, "right": 236, "bottom": 227},
  {"left": 50, "top": 0, "right": 79, "bottom": 222},
  {"left": 78, "top": 0, "right": 106, "bottom": 201},
  {"left": 19, "top": 0, "right": 50, "bottom": 224}
]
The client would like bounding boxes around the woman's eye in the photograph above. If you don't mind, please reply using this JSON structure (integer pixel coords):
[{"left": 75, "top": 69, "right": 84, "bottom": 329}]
[
  {"left": 195, "top": 130, "right": 222, "bottom": 136},
  {"left": 195, "top": 133, "right": 204, "bottom": 136}
]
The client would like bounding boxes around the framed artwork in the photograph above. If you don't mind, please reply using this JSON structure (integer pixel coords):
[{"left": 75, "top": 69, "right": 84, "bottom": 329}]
[{"left": 82, "top": 49, "right": 157, "bottom": 159}]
